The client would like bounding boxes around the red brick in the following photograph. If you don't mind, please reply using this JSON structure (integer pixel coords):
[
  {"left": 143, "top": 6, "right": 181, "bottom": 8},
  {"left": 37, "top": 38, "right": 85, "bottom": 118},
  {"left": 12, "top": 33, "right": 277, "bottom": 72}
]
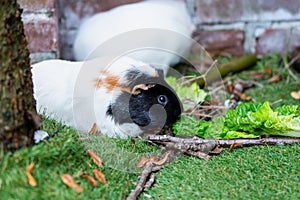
[
  {"left": 195, "top": 0, "right": 300, "bottom": 23},
  {"left": 18, "top": 0, "right": 55, "bottom": 12},
  {"left": 24, "top": 19, "right": 58, "bottom": 53},
  {"left": 196, "top": 0, "right": 243, "bottom": 23},
  {"left": 255, "top": 0, "right": 300, "bottom": 14},
  {"left": 255, "top": 29, "right": 300, "bottom": 57},
  {"left": 192, "top": 30, "right": 245, "bottom": 57}
]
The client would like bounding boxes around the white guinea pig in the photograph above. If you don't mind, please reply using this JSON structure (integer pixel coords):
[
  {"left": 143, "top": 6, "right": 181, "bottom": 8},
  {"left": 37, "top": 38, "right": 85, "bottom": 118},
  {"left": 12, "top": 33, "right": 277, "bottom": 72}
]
[
  {"left": 31, "top": 57, "right": 182, "bottom": 138},
  {"left": 73, "top": 0, "right": 194, "bottom": 71}
]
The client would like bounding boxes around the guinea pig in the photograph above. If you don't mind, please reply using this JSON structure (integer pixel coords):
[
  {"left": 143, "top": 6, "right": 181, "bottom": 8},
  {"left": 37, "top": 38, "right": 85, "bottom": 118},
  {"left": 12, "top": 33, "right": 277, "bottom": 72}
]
[
  {"left": 31, "top": 57, "right": 182, "bottom": 138},
  {"left": 73, "top": 0, "right": 194, "bottom": 72}
]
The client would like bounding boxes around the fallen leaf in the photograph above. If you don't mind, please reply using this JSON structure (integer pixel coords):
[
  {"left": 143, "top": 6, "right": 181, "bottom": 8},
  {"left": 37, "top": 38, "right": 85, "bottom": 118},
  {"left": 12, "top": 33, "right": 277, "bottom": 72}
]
[
  {"left": 131, "top": 138, "right": 136, "bottom": 145},
  {"left": 150, "top": 151, "right": 171, "bottom": 166},
  {"left": 267, "top": 75, "right": 282, "bottom": 83},
  {"left": 229, "top": 142, "right": 244, "bottom": 151},
  {"left": 291, "top": 91, "right": 300, "bottom": 100},
  {"left": 264, "top": 67, "right": 273, "bottom": 77},
  {"left": 227, "top": 85, "right": 234, "bottom": 93},
  {"left": 88, "top": 123, "right": 97, "bottom": 135},
  {"left": 87, "top": 150, "right": 103, "bottom": 167},
  {"left": 246, "top": 71, "right": 266, "bottom": 79},
  {"left": 81, "top": 173, "right": 97, "bottom": 187},
  {"left": 26, "top": 162, "right": 37, "bottom": 187},
  {"left": 236, "top": 92, "right": 252, "bottom": 101},
  {"left": 149, "top": 155, "right": 158, "bottom": 163},
  {"left": 137, "top": 157, "right": 150, "bottom": 168},
  {"left": 93, "top": 169, "right": 107, "bottom": 185},
  {"left": 61, "top": 174, "right": 83, "bottom": 193}
]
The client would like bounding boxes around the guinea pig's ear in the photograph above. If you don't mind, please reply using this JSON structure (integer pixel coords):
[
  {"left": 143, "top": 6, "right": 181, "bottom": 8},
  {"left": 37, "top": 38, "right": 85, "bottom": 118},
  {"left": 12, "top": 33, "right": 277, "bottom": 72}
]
[{"left": 131, "top": 83, "right": 155, "bottom": 95}]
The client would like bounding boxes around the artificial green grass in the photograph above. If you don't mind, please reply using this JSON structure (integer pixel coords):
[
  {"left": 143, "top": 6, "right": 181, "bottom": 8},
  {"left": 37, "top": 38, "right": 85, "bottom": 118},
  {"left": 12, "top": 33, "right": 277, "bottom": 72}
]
[
  {"left": 142, "top": 145, "right": 300, "bottom": 199},
  {"left": 1, "top": 119, "right": 299, "bottom": 199},
  {"left": 0, "top": 120, "right": 137, "bottom": 200}
]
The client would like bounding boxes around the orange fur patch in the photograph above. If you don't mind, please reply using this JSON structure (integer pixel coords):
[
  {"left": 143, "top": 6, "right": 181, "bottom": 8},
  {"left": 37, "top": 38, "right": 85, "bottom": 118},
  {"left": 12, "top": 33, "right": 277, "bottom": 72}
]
[
  {"left": 95, "top": 79, "right": 103, "bottom": 88},
  {"left": 105, "top": 75, "right": 120, "bottom": 92},
  {"left": 95, "top": 70, "right": 128, "bottom": 93}
]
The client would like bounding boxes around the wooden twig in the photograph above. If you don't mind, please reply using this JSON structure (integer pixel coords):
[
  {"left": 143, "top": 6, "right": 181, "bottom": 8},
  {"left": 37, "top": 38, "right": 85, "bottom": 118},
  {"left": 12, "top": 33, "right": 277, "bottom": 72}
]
[
  {"left": 147, "top": 135, "right": 214, "bottom": 145},
  {"left": 126, "top": 162, "right": 154, "bottom": 200},
  {"left": 147, "top": 134, "right": 300, "bottom": 149},
  {"left": 217, "top": 137, "right": 300, "bottom": 147},
  {"left": 127, "top": 150, "right": 174, "bottom": 199},
  {"left": 144, "top": 174, "right": 155, "bottom": 188},
  {"left": 186, "top": 150, "right": 211, "bottom": 160}
]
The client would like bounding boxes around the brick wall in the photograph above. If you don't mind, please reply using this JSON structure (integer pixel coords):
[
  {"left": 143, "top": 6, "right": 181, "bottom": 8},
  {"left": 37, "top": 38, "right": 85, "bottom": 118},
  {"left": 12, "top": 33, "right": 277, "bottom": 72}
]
[
  {"left": 18, "top": 0, "right": 300, "bottom": 62},
  {"left": 18, "top": 0, "right": 59, "bottom": 63},
  {"left": 190, "top": 0, "right": 300, "bottom": 57}
]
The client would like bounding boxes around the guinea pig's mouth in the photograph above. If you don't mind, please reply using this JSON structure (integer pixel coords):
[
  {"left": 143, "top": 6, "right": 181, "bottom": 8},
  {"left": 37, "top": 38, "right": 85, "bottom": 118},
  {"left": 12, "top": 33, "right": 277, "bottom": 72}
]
[{"left": 133, "top": 103, "right": 179, "bottom": 129}]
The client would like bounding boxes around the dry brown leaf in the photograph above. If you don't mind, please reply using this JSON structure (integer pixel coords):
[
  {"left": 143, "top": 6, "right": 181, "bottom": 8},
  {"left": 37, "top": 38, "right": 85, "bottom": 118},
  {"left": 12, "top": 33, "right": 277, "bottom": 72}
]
[
  {"left": 88, "top": 123, "right": 97, "bottom": 135},
  {"left": 291, "top": 91, "right": 300, "bottom": 100},
  {"left": 150, "top": 151, "right": 171, "bottom": 166},
  {"left": 137, "top": 157, "right": 150, "bottom": 168},
  {"left": 229, "top": 142, "right": 244, "bottom": 151},
  {"left": 131, "top": 138, "right": 136, "bottom": 145},
  {"left": 26, "top": 162, "right": 37, "bottom": 187},
  {"left": 81, "top": 174, "right": 97, "bottom": 187},
  {"left": 268, "top": 75, "right": 282, "bottom": 84},
  {"left": 87, "top": 150, "right": 103, "bottom": 167},
  {"left": 236, "top": 92, "right": 252, "bottom": 101},
  {"left": 246, "top": 71, "right": 266, "bottom": 79},
  {"left": 61, "top": 174, "right": 83, "bottom": 193},
  {"left": 93, "top": 169, "right": 107, "bottom": 185},
  {"left": 138, "top": 151, "right": 171, "bottom": 168},
  {"left": 149, "top": 155, "right": 158, "bottom": 163},
  {"left": 264, "top": 67, "right": 273, "bottom": 77},
  {"left": 227, "top": 85, "right": 234, "bottom": 93}
]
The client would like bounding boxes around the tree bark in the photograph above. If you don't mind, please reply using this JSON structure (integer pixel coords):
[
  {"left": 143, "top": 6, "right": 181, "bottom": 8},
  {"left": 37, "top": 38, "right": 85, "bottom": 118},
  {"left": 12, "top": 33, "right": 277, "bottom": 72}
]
[{"left": 0, "top": 0, "right": 41, "bottom": 152}]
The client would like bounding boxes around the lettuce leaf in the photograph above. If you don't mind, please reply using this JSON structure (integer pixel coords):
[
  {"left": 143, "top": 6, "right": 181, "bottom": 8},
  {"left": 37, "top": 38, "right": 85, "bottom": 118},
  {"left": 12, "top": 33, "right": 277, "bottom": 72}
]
[
  {"left": 165, "top": 76, "right": 207, "bottom": 110},
  {"left": 173, "top": 102, "right": 300, "bottom": 139}
]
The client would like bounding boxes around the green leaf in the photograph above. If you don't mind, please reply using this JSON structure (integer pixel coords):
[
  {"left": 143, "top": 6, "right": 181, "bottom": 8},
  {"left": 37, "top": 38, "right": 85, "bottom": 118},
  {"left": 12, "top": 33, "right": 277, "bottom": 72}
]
[
  {"left": 172, "top": 101, "right": 300, "bottom": 139},
  {"left": 165, "top": 76, "right": 207, "bottom": 110}
]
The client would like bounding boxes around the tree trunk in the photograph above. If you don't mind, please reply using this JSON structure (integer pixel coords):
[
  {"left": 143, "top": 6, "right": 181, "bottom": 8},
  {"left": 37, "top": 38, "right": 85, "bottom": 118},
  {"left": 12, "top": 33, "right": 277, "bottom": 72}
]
[{"left": 0, "top": 0, "right": 41, "bottom": 152}]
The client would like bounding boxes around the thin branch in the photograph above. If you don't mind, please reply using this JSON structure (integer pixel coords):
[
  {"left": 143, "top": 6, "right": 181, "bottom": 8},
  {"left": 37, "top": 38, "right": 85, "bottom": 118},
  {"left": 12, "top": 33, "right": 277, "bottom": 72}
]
[
  {"left": 217, "top": 137, "right": 300, "bottom": 146},
  {"left": 147, "top": 135, "right": 300, "bottom": 148},
  {"left": 144, "top": 174, "right": 155, "bottom": 188},
  {"left": 126, "top": 162, "right": 154, "bottom": 200}
]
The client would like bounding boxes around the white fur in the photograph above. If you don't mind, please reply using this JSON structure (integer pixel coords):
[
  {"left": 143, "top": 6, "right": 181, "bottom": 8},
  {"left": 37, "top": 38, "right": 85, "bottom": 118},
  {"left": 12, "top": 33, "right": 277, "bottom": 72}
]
[
  {"left": 73, "top": 0, "right": 194, "bottom": 70},
  {"left": 31, "top": 57, "right": 158, "bottom": 138}
]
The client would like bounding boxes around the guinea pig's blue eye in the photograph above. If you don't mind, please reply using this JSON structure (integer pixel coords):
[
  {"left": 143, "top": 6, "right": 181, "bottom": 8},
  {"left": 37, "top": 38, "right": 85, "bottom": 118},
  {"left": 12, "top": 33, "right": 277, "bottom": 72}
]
[{"left": 157, "top": 95, "right": 168, "bottom": 106}]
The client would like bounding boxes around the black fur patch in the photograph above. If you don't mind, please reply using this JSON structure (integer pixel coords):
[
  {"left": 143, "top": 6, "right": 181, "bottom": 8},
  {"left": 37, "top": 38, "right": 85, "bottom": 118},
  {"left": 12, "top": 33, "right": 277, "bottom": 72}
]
[
  {"left": 124, "top": 68, "right": 165, "bottom": 89},
  {"left": 106, "top": 104, "right": 113, "bottom": 117},
  {"left": 110, "top": 84, "right": 182, "bottom": 128}
]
